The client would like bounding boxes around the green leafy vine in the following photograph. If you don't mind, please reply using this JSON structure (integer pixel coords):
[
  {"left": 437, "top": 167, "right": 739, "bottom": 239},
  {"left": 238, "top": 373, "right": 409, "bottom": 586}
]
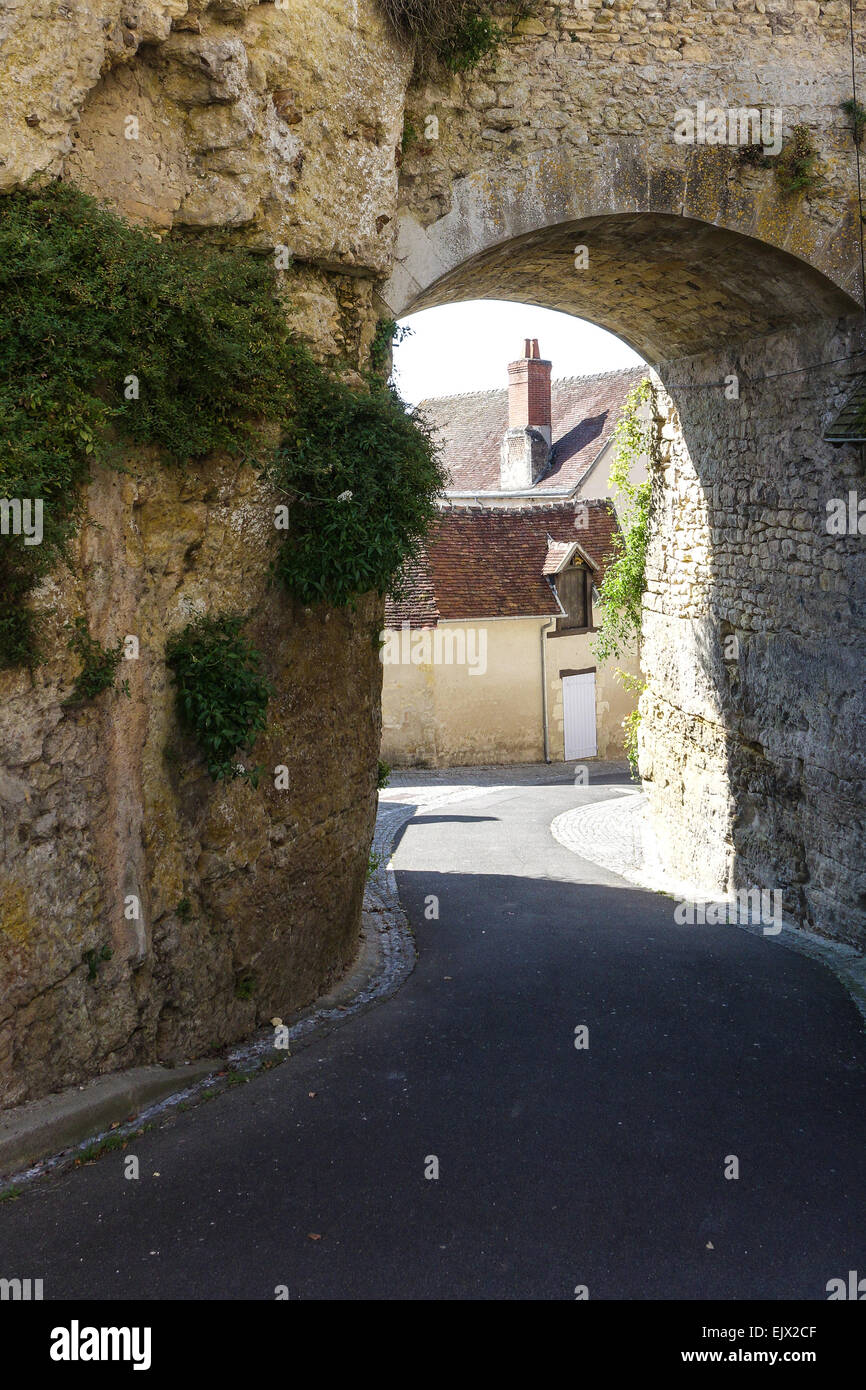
[
  {"left": 592, "top": 377, "right": 656, "bottom": 776},
  {"left": 66, "top": 618, "right": 129, "bottom": 704},
  {"left": 165, "top": 615, "right": 274, "bottom": 785},
  {"left": 593, "top": 377, "right": 655, "bottom": 665}
]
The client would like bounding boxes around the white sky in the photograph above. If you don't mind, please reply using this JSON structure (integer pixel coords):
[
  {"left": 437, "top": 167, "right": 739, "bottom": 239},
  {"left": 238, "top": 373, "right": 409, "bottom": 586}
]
[{"left": 393, "top": 300, "right": 643, "bottom": 405}]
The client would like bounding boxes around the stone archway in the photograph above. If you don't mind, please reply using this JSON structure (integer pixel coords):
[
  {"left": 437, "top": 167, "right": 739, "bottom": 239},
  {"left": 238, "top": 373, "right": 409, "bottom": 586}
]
[
  {"left": 383, "top": 209, "right": 854, "bottom": 361},
  {"left": 382, "top": 138, "right": 859, "bottom": 358},
  {"left": 382, "top": 203, "right": 866, "bottom": 946}
]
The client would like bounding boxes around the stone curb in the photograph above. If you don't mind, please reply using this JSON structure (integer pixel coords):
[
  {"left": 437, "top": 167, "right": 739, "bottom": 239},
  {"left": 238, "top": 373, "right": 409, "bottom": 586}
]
[
  {"left": 551, "top": 792, "right": 866, "bottom": 1026},
  {"left": 0, "top": 1060, "right": 220, "bottom": 1177},
  {"left": 0, "top": 794, "right": 427, "bottom": 1189}
]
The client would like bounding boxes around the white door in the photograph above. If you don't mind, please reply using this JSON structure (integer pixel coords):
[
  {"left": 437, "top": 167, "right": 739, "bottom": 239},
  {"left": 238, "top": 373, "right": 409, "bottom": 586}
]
[{"left": 562, "top": 672, "right": 597, "bottom": 760}]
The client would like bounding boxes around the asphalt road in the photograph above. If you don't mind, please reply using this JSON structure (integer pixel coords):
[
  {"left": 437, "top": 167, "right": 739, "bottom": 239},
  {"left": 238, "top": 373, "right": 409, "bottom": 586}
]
[{"left": 2, "top": 775, "right": 865, "bottom": 1300}]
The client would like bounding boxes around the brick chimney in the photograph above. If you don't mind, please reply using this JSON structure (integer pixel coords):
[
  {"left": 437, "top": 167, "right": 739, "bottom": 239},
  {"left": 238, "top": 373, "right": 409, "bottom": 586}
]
[{"left": 500, "top": 339, "right": 552, "bottom": 489}]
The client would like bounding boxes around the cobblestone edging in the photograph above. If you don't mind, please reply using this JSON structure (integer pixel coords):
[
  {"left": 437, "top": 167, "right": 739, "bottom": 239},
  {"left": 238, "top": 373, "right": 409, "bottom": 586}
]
[
  {"left": 0, "top": 781, "right": 504, "bottom": 1187},
  {"left": 551, "top": 793, "right": 866, "bottom": 1026},
  {"left": 550, "top": 789, "right": 647, "bottom": 883}
]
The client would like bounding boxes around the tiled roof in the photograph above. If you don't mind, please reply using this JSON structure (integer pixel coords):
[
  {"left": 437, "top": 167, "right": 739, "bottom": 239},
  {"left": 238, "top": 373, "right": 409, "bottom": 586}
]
[
  {"left": 385, "top": 542, "right": 439, "bottom": 626},
  {"left": 385, "top": 501, "right": 620, "bottom": 625},
  {"left": 418, "top": 367, "right": 646, "bottom": 495},
  {"left": 825, "top": 376, "right": 866, "bottom": 442}
]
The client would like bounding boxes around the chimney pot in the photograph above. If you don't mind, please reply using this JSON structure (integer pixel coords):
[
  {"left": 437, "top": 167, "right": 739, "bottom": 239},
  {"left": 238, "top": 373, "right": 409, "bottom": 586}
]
[
  {"left": 506, "top": 340, "right": 552, "bottom": 441},
  {"left": 501, "top": 339, "right": 552, "bottom": 488}
]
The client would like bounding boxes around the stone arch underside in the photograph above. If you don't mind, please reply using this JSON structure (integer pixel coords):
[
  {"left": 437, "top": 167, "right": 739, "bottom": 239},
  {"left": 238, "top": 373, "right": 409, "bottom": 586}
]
[{"left": 384, "top": 210, "right": 858, "bottom": 363}]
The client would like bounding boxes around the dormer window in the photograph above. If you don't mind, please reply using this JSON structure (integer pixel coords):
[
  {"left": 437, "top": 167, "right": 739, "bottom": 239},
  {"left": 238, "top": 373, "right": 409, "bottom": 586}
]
[{"left": 555, "top": 562, "right": 590, "bottom": 632}]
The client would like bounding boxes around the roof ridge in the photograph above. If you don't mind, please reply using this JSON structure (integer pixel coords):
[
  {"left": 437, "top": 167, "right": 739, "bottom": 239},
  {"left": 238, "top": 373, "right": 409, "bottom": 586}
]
[
  {"left": 417, "top": 386, "right": 506, "bottom": 406},
  {"left": 437, "top": 498, "right": 613, "bottom": 517},
  {"left": 416, "top": 364, "right": 646, "bottom": 409},
  {"left": 551, "top": 366, "right": 646, "bottom": 385}
]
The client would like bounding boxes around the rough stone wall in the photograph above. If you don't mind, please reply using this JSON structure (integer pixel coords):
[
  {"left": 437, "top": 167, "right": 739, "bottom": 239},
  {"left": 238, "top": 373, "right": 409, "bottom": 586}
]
[
  {"left": 0, "top": 0, "right": 407, "bottom": 1107},
  {"left": 642, "top": 314, "right": 866, "bottom": 946},
  {"left": 389, "top": 0, "right": 865, "bottom": 324},
  {"left": 0, "top": 454, "right": 384, "bottom": 1107},
  {"left": 2, "top": 0, "right": 409, "bottom": 258}
]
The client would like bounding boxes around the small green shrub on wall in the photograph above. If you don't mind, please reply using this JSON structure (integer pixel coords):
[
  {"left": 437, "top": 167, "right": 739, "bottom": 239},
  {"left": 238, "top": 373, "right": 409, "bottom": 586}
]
[
  {"left": 437, "top": 5, "right": 502, "bottom": 72},
  {"left": 65, "top": 618, "right": 129, "bottom": 704},
  {"left": 270, "top": 374, "right": 446, "bottom": 608},
  {"left": 774, "top": 125, "right": 822, "bottom": 195},
  {"left": 380, "top": 1, "right": 530, "bottom": 73},
  {"left": 82, "top": 944, "right": 113, "bottom": 981},
  {"left": 165, "top": 615, "right": 274, "bottom": 785},
  {"left": 235, "top": 971, "right": 256, "bottom": 1001},
  {"left": 736, "top": 125, "right": 823, "bottom": 197},
  {"left": 841, "top": 97, "right": 866, "bottom": 147}
]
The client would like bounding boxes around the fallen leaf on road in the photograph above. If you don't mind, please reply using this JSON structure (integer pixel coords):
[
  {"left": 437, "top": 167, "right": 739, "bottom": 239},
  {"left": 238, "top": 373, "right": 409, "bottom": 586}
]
[{"left": 307, "top": 1233, "right": 322, "bottom": 1241}]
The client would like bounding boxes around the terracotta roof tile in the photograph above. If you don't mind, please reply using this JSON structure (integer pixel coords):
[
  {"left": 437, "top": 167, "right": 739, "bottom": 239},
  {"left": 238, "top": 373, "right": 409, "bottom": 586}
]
[
  {"left": 385, "top": 501, "right": 620, "bottom": 625},
  {"left": 386, "top": 541, "right": 439, "bottom": 626},
  {"left": 418, "top": 368, "right": 646, "bottom": 495},
  {"left": 542, "top": 539, "right": 574, "bottom": 575}
]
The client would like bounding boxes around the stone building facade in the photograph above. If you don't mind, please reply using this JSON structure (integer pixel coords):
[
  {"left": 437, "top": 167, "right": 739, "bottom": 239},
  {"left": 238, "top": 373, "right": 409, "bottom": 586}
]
[{"left": 381, "top": 501, "right": 637, "bottom": 766}]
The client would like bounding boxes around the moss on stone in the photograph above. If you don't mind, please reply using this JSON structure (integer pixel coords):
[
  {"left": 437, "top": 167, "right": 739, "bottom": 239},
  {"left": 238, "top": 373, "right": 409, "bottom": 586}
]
[{"left": 0, "top": 881, "right": 36, "bottom": 945}]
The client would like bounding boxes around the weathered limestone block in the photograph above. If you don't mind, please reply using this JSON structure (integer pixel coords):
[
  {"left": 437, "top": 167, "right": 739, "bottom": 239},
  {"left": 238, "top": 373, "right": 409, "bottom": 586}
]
[
  {"left": 640, "top": 320, "right": 866, "bottom": 946},
  {"left": 3, "top": 0, "right": 410, "bottom": 272},
  {"left": 0, "top": 0, "right": 188, "bottom": 192},
  {"left": 0, "top": 454, "right": 383, "bottom": 1108}
]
